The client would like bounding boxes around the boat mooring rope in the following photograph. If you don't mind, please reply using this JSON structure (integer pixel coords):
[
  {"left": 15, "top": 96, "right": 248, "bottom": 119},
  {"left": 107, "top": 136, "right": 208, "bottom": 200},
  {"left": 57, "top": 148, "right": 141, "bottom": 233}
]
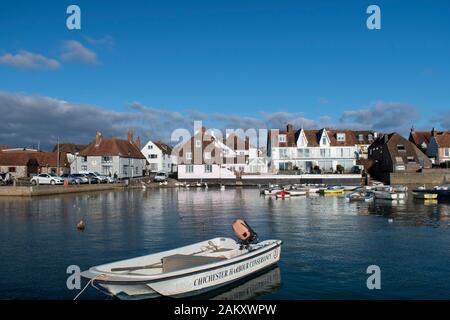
[{"left": 73, "top": 274, "right": 108, "bottom": 300}]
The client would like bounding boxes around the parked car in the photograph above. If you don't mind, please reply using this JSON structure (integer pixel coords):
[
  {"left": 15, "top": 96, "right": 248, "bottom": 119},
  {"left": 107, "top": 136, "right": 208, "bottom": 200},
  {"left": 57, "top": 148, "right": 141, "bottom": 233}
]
[
  {"left": 30, "top": 173, "right": 64, "bottom": 185},
  {"left": 60, "top": 174, "right": 81, "bottom": 185},
  {"left": 71, "top": 173, "right": 89, "bottom": 184},
  {"left": 153, "top": 172, "right": 168, "bottom": 182},
  {"left": 79, "top": 171, "right": 109, "bottom": 183},
  {"left": 0, "top": 172, "right": 13, "bottom": 185},
  {"left": 82, "top": 173, "right": 100, "bottom": 184}
]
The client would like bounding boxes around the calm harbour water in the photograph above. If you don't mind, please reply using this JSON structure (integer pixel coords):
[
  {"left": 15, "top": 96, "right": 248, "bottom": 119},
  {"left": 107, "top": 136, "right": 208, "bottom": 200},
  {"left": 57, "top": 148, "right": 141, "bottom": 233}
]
[{"left": 0, "top": 187, "right": 449, "bottom": 300}]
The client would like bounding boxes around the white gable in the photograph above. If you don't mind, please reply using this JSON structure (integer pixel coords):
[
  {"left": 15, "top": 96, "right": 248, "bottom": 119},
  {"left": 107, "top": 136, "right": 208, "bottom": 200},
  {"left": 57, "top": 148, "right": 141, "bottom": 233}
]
[
  {"left": 319, "top": 129, "right": 330, "bottom": 146},
  {"left": 296, "top": 129, "right": 308, "bottom": 147}
]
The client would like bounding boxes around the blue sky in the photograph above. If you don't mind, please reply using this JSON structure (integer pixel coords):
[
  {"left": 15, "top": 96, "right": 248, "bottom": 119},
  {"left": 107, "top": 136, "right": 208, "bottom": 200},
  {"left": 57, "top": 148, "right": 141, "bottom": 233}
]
[{"left": 0, "top": 0, "right": 449, "bottom": 148}]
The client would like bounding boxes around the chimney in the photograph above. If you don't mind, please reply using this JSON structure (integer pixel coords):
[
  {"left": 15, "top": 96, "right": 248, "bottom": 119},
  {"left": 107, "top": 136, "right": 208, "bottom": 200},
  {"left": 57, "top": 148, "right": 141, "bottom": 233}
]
[
  {"left": 128, "top": 128, "right": 133, "bottom": 143},
  {"left": 135, "top": 136, "right": 141, "bottom": 149},
  {"left": 431, "top": 127, "right": 437, "bottom": 137},
  {"left": 95, "top": 131, "right": 102, "bottom": 146},
  {"left": 287, "top": 124, "right": 294, "bottom": 133}
]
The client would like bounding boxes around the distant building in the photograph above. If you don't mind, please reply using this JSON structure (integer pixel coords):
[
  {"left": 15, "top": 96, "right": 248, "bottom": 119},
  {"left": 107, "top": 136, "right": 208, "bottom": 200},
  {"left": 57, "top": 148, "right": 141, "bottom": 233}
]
[
  {"left": 427, "top": 129, "right": 450, "bottom": 166},
  {"left": 141, "top": 140, "right": 177, "bottom": 173},
  {"left": 408, "top": 127, "right": 432, "bottom": 153},
  {"left": 72, "top": 129, "right": 146, "bottom": 178},
  {"left": 175, "top": 127, "right": 264, "bottom": 180},
  {"left": 368, "top": 133, "right": 432, "bottom": 180},
  {"left": 0, "top": 148, "right": 69, "bottom": 178},
  {"left": 268, "top": 124, "right": 376, "bottom": 173}
]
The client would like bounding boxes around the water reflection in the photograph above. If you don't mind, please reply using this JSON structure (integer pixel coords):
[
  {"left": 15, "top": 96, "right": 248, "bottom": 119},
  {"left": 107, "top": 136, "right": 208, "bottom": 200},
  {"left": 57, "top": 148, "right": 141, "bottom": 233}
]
[
  {"left": 0, "top": 188, "right": 450, "bottom": 299},
  {"left": 194, "top": 266, "right": 281, "bottom": 300}
]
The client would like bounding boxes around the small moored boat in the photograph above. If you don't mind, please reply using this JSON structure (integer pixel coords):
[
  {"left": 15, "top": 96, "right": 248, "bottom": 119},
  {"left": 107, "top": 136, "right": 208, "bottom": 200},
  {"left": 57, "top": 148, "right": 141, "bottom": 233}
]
[
  {"left": 80, "top": 220, "right": 282, "bottom": 300},
  {"left": 275, "top": 190, "right": 291, "bottom": 198},
  {"left": 413, "top": 192, "right": 438, "bottom": 200},
  {"left": 373, "top": 186, "right": 398, "bottom": 200},
  {"left": 319, "top": 186, "right": 344, "bottom": 195}
]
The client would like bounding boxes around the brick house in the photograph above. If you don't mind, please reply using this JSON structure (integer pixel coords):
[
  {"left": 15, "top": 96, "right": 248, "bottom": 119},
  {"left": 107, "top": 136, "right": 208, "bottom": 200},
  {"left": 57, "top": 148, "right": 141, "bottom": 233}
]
[
  {"left": 175, "top": 127, "right": 258, "bottom": 180},
  {"left": 368, "top": 132, "right": 432, "bottom": 181},
  {"left": 0, "top": 148, "right": 70, "bottom": 179}
]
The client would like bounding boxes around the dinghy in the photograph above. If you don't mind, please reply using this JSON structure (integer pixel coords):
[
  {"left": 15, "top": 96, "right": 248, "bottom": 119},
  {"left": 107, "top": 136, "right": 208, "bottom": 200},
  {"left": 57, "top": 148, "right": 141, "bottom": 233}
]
[
  {"left": 319, "top": 186, "right": 344, "bottom": 195},
  {"left": 413, "top": 192, "right": 438, "bottom": 200},
  {"left": 275, "top": 190, "right": 290, "bottom": 199},
  {"left": 80, "top": 220, "right": 282, "bottom": 300},
  {"left": 287, "top": 190, "right": 307, "bottom": 196},
  {"left": 373, "top": 186, "right": 398, "bottom": 200}
]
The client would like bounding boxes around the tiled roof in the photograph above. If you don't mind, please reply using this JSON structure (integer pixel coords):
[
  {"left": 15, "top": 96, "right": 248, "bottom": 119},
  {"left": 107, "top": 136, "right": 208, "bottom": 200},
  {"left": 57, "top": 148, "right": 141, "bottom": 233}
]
[
  {"left": 153, "top": 141, "right": 173, "bottom": 155},
  {"left": 0, "top": 150, "right": 68, "bottom": 167},
  {"left": 80, "top": 137, "right": 145, "bottom": 159},
  {"left": 53, "top": 143, "right": 88, "bottom": 154},
  {"left": 369, "top": 132, "right": 432, "bottom": 167},
  {"left": 271, "top": 126, "right": 376, "bottom": 147},
  {"left": 409, "top": 131, "right": 432, "bottom": 147},
  {"left": 435, "top": 132, "right": 450, "bottom": 148}
]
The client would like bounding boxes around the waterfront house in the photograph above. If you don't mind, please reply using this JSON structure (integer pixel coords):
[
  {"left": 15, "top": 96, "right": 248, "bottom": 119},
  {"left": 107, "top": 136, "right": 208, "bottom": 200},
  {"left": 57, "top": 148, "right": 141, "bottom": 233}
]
[
  {"left": 0, "top": 148, "right": 70, "bottom": 179},
  {"left": 408, "top": 127, "right": 432, "bottom": 153},
  {"left": 141, "top": 140, "right": 177, "bottom": 173},
  {"left": 72, "top": 129, "right": 146, "bottom": 178},
  {"left": 368, "top": 132, "right": 432, "bottom": 181},
  {"left": 267, "top": 124, "right": 376, "bottom": 173},
  {"left": 427, "top": 130, "right": 450, "bottom": 167},
  {"left": 175, "top": 127, "right": 263, "bottom": 180}
]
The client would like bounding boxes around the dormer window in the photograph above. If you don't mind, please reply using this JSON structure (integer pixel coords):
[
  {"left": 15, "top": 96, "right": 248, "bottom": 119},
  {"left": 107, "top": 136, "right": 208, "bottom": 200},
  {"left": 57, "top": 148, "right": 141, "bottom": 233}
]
[
  {"left": 397, "top": 144, "right": 406, "bottom": 151},
  {"left": 278, "top": 134, "right": 287, "bottom": 143},
  {"left": 358, "top": 134, "right": 364, "bottom": 141},
  {"left": 368, "top": 134, "right": 373, "bottom": 142},
  {"left": 337, "top": 133, "right": 346, "bottom": 142},
  {"left": 321, "top": 137, "right": 327, "bottom": 145}
]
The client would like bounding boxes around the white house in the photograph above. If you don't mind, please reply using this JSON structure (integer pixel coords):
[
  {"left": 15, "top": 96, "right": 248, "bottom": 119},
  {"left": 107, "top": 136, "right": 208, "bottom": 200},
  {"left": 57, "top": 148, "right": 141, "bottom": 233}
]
[
  {"left": 268, "top": 125, "right": 375, "bottom": 173},
  {"left": 141, "top": 140, "right": 177, "bottom": 173},
  {"left": 71, "top": 130, "right": 146, "bottom": 179}
]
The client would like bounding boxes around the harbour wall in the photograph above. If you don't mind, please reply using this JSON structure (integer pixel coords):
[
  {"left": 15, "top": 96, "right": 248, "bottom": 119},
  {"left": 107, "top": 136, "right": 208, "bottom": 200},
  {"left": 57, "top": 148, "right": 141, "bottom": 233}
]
[
  {"left": 389, "top": 171, "right": 450, "bottom": 186},
  {"left": 0, "top": 184, "right": 126, "bottom": 197},
  {"left": 179, "top": 174, "right": 363, "bottom": 186}
]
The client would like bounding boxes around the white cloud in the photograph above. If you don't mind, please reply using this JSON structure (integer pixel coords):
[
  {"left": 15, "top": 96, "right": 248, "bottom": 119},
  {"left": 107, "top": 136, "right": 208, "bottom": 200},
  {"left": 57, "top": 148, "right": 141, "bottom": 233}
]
[
  {"left": 0, "top": 91, "right": 430, "bottom": 150},
  {"left": 0, "top": 50, "right": 60, "bottom": 70},
  {"left": 84, "top": 35, "right": 115, "bottom": 47},
  {"left": 60, "top": 40, "right": 97, "bottom": 64},
  {"left": 340, "top": 101, "right": 419, "bottom": 134}
]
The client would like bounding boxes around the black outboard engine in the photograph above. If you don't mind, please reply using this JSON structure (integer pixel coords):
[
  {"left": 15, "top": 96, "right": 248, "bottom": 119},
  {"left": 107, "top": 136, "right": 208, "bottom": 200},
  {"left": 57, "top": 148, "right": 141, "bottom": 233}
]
[{"left": 232, "top": 219, "right": 258, "bottom": 248}]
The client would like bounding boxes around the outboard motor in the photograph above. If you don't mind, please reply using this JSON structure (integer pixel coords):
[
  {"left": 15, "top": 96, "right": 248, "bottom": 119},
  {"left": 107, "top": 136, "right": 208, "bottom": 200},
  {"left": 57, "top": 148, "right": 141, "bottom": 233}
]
[{"left": 232, "top": 219, "right": 258, "bottom": 247}]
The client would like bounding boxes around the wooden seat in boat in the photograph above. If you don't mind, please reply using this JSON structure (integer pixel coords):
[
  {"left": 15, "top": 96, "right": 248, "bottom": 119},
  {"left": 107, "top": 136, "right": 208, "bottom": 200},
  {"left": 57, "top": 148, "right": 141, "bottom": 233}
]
[{"left": 162, "top": 254, "right": 227, "bottom": 273}]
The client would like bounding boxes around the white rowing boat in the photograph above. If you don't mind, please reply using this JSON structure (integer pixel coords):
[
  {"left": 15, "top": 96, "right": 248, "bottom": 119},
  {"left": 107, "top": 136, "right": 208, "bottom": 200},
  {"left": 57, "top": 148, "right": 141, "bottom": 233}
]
[{"left": 80, "top": 221, "right": 282, "bottom": 300}]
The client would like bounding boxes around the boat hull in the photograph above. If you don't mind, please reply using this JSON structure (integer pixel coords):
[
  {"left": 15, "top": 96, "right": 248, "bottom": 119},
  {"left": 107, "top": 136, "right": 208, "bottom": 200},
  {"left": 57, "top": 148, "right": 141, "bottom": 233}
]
[
  {"left": 374, "top": 191, "right": 397, "bottom": 200},
  {"left": 85, "top": 241, "right": 282, "bottom": 300}
]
